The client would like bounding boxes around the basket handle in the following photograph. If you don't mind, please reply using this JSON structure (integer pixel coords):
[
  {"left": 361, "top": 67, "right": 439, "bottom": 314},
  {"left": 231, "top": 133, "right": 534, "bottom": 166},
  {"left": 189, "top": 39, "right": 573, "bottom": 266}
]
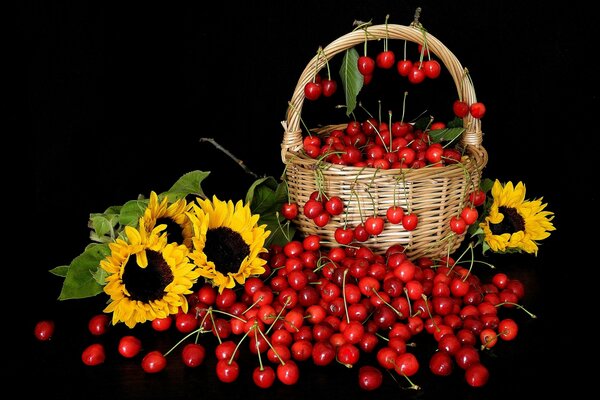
[{"left": 282, "top": 23, "right": 482, "bottom": 162}]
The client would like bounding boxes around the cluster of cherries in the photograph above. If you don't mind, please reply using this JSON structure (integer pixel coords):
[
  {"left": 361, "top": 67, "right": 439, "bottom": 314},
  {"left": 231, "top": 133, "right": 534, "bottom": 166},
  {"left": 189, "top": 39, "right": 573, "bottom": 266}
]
[{"left": 35, "top": 237, "right": 532, "bottom": 391}]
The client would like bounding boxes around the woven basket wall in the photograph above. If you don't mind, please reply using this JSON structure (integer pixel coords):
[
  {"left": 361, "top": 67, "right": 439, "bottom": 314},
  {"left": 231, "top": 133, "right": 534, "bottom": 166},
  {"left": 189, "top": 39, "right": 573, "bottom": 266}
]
[{"left": 281, "top": 23, "right": 488, "bottom": 259}]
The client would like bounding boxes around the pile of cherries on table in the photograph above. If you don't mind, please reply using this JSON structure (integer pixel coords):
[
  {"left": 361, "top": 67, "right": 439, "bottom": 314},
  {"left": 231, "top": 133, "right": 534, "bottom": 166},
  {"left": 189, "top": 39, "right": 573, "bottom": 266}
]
[{"left": 35, "top": 238, "right": 529, "bottom": 392}]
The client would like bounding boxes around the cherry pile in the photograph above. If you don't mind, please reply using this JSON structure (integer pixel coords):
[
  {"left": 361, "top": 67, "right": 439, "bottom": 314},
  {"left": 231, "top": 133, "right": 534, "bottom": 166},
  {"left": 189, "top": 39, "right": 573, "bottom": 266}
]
[
  {"left": 302, "top": 118, "right": 464, "bottom": 170},
  {"left": 35, "top": 239, "right": 533, "bottom": 391}
]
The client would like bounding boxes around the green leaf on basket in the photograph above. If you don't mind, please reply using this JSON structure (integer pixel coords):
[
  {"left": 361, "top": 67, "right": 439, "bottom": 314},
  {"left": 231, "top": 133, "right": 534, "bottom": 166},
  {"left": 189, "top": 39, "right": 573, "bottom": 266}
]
[
  {"left": 429, "top": 127, "right": 465, "bottom": 143},
  {"left": 339, "top": 48, "right": 363, "bottom": 116},
  {"left": 162, "top": 170, "right": 210, "bottom": 201},
  {"left": 413, "top": 116, "right": 432, "bottom": 131},
  {"left": 57, "top": 243, "right": 110, "bottom": 300},
  {"left": 447, "top": 117, "right": 464, "bottom": 128}
]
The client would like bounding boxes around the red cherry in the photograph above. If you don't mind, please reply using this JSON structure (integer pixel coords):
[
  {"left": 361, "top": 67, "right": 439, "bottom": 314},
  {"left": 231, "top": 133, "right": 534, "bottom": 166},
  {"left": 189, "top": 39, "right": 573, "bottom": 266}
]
[
  {"left": 423, "top": 59, "right": 441, "bottom": 78},
  {"left": 313, "top": 211, "right": 330, "bottom": 227},
  {"left": 460, "top": 206, "right": 479, "bottom": 225},
  {"left": 281, "top": 202, "right": 299, "bottom": 220},
  {"left": 88, "top": 314, "right": 110, "bottom": 336},
  {"left": 358, "top": 365, "right": 383, "bottom": 391},
  {"left": 151, "top": 316, "right": 173, "bottom": 332},
  {"left": 175, "top": 312, "right": 198, "bottom": 333},
  {"left": 358, "top": 56, "right": 376, "bottom": 76},
  {"left": 453, "top": 100, "right": 470, "bottom": 118},
  {"left": 469, "top": 189, "right": 486, "bottom": 207},
  {"left": 429, "top": 351, "right": 454, "bottom": 376},
  {"left": 321, "top": 79, "right": 337, "bottom": 97},
  {"left": 277, "top": 360, "right": 300, "bottom": 385},
  {"left": 34, "top": 320, "right": 55, "bottom": 341},
  {"left": 376, "top": 50, "right": 395, "bottom": 69},
  {"left": 118, "top": 335, "right": 142, "bottom": 358},
  {"left": 408, "top": 65, "right": 426, "bottom": 84},
  {"left": 302, "top": 234, "right": 321, "bottom": 251},
  {"left": 425, "top": 143, "right": 444, "bottom": 164},
  {"left": 334, "top": 227, "right": 354, "bottom": 245},
  {"left": 394, "top": 352, "right": 419, "bottom": 376},
  {"left": 181, "top": 343, "right": 206, "bottom": 367},
  {"left": 430, "top": 121, "right": 446, "bottom": 130},
  {"left": 81, "top": 343, "right": 106, "bottom": 366},
  {"left": 353, "top": 224, "right": 370, "bottom": 242},
  {"left": 216, "top": 359, "right": 239, "bottom": 383},
  {"left": 401, "top": 213, "right": 418, "bottom": 231},
  {"left": 303, "top": 199, "right": 324, "bottom": 219},
  {"left": 253, "top": 365, "right": 276, "bottom": 389},
  {"left": 364, "top": 216, "right": 385, "bottom": 236},
  {"left": 325, "top": 196, "right": 344, "bottom": 216},
  {"left": 304, "top": 82, "right": 322, "bottom": 101},
  {"left": 396, "top": 59, "right": 413, "bottom": 76},
  {"left": 498, "top": 318, "right": 519, "bottom": 341},
  {"left": 450, "top": 216, "right": 467, "bottom": 235},
  {"left": 465, "top": 362, "right": 490, "bottom": 387},
  {"left": 469, "top": 102, "right": 486, "bottom": 118},
  {"left": 386, "top": 206, "right": 404, "bottom": 224}
]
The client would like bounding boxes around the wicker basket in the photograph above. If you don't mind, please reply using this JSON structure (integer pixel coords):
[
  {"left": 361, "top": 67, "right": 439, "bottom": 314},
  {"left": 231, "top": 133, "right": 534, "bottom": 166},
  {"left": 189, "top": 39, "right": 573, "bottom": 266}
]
[{"left": 281, "top": 23, "right": 488, "bottom": 259}]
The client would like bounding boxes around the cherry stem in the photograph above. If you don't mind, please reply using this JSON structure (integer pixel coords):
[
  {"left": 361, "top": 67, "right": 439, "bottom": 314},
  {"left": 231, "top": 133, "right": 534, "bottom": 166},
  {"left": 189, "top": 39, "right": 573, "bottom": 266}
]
[
  {"left": 342, "top": 268, "right": 351, "bottom": 323},
  {"left": 401, "top": 91, "right": 408, "bottom": 123},
  {"left": 403, "top": 288, "right": 414, "bottom": 317},
  {"left": 401, "top": 374, "right": 421, "bottom": 391},
  {"left": 420, "top": 294, "right": 440, "bottom": 332},
  {"left": 373, "top": 288, "right": 403, "bottom": 318},
  {"left": 259, "top": 328, "right": 285, "bottom": 366},
  {"left": 495, "top": 302, "right": 537, "bottom": 319},
  {"left": 164, "top": 325, "right": 210, "bottom": 357},
  {"left": 273, "top": 211, "right": 293, "bottom": 243},
  {"left": 312, "top": 46, "right": 321, "bottom": 83},
  {"left": 384, "top": 14, "right": 390, "bottom": 52},
  {"left": 228, "top": 322, "right": 254, "bottom": 365},
  {"left": 265, "top": 297, "right": 292, "bottom": 335}
]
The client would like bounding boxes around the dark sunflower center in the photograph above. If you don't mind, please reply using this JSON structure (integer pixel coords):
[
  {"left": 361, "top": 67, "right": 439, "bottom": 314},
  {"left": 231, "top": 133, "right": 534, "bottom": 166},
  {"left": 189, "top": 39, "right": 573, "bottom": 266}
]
[
  {"left": 204, "top": 227, "right": 250, "bottom": 275},
  {"left": 489, "top": 206, "right": 525, "bottom": 235},
  {"left": 122, "top": 250, "right": 174, "bottom": 302},
  {"left": 156, "top": 217, "right": 184, "bottom": 244}
]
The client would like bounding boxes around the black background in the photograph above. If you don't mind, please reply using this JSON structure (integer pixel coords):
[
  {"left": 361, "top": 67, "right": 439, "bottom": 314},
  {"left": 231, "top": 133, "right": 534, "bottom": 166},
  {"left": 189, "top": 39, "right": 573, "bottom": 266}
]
[{"left": 20, "top": 0, "right": 597, "bottom": 398}]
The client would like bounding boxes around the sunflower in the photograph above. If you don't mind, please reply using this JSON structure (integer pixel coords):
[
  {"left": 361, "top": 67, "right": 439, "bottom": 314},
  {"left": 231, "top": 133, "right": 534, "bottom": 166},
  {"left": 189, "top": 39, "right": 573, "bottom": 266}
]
[
  {"left": 141, "top": 191, "right": 194, "bottom": 249},
  {"left": 100, "top": 220, "right": 200, "bottom": 328},
  {"left": 187, "top": 195, "right": 270, "bottom": 293},
  {"left": 479, "top": 180, "right": 555, "bottom": 255}
]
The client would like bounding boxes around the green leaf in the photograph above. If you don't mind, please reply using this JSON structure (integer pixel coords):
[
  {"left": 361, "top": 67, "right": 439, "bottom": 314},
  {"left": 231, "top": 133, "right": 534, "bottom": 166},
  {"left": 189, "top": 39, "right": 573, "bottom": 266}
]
[
  {"left": 90, "top": 215, "right": 114, "bottom": 239},
  {"left": 246, "top": 176, "right": 287, "bottom": 216},
  {"left": 162, "top": 170, "right": 210, "bottom": 201},
  {"left": 260, "top": 213, "right": 296, "bottom": 248},
  {"left": 118, "top": 199, "right": 149, "bottom": 227},
  {"left": 480, "top": 178, "right": 494, "bottom": 193},
  {"left": 413, "top": 116, "right": 432, "bottom": 131},
  {"left": 429, "top": 127, "right": 465, "bottom": 143},
  {"left": 339, "top": 48, "right": 363, "bottom": 116},
  {"left": 49, "top": 265, "right": 69, "bottom": 278},
  {"left": 58, "top": 244, "right": 110, "bottom": 300},
  {"left": 447, "top": 117, "right": 463, "bottom": 128}
]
